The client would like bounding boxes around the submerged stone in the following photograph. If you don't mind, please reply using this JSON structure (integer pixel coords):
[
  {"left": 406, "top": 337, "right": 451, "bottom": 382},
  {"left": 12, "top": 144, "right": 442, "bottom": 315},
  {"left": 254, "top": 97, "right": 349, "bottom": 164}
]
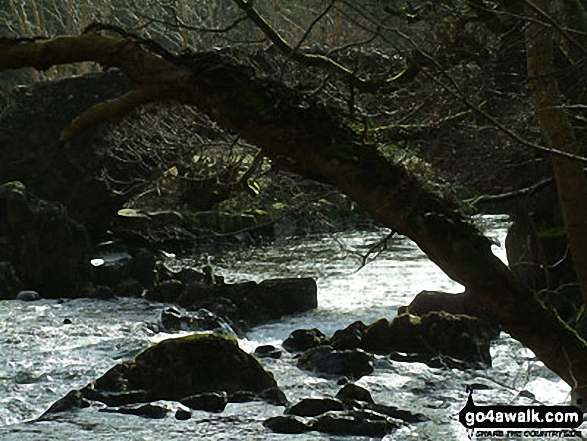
[
  {"left": 263, "top": 415, "right": 310, "bottom": 434},
  {"left": 180, "top": 392, "right": 227, "bottom": 413},
  {"left": 286, "top": 398, "right": 345, "bottom": 417},
  {"left": 283, "top": 328, "right": 328, "bottom": 352},
  {"left": 297, "top": 345, "right": 373, "bottom": 379}
]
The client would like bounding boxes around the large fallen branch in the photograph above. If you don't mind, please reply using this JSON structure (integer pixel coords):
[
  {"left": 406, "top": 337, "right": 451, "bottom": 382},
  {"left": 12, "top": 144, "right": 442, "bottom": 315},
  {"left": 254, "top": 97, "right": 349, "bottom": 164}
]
[{"left": 1, "top": 32, "right": 586, "bottom": 403}]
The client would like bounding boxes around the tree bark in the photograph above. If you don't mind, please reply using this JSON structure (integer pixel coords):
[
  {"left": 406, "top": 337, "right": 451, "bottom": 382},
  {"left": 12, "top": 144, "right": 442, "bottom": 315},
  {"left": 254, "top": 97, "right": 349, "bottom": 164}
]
[
  {"left": 525, "top": 0, "right": 587, "bottom": 305},
  {"left": 2, "top": 33, "right": 587, "bottom": 403}
]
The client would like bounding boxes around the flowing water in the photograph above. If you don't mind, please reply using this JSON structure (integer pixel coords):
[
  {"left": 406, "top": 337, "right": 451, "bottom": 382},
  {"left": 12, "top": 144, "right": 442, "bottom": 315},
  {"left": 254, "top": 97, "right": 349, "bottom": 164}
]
[{"left": 0, "top": 216, "right": 581, "bottom": 440}]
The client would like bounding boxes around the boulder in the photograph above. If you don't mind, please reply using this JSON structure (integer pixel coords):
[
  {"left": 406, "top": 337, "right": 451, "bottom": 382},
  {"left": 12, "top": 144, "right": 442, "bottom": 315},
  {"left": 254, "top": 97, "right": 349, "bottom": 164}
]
[
  {"left": 179, "top": 277, "right": 318, "bottom": 329},
  {"left": 336, "top": 383, "right": 374, "bottom": 404},
  {"left": 47, "top": 333, "right": 282, "bottom": 413},
  {"left": 297, "top": 346, "right": 373, "bottom": 379},
  {"left": 157, "top": 306, "right": 237, "bottom": 337},
  {"left": 254, "top": 344, "right": 282, "bottom": 359},
  {"left": 286, "top": 398, "right": 345, "bottom": 417},
  {"left": 100, "top": 403, "right": 168, "bottom": 419},
  {"left": 398, "top": 290, "right": 486, "bottom": 317},
  {"left": 283, "top": 328, "right": 328, "bottom": 352},
  {"left": 16, "top": 290, "right": 41, "bottom": 301},
  {"left": 263, "top": 415, "right": 310, "bottom": 434},
  {"left": 311, "top": 413, "right": 394, "bottom": 438},
  {"left": 329, "top": 312, "right": 492, "bottom": 368},
  {"left": 180, "top": 392, "right": 228, "bottom": 413},
  {"left": 389, "top": 312, "right": 492, "bottom": 367}
]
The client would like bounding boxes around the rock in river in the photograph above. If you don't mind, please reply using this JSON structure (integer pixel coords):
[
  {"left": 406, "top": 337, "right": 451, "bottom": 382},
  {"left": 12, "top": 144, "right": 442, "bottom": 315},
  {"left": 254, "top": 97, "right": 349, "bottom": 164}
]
[{"left": 46, "top": 333, "right": 281, "bottom": 414}]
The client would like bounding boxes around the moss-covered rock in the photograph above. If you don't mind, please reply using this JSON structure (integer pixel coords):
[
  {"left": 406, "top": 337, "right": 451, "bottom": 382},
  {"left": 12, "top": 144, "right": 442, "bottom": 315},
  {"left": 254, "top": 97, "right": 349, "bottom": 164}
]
[{"left": 77, "top": 333, "right": 280, "bottom": 408}]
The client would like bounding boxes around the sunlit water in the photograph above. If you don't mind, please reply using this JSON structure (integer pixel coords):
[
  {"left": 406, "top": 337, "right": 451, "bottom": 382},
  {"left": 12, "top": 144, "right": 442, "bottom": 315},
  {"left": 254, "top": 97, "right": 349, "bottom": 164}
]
[{"left": 0, "top": 216, "right": 581, "bottom": 440}]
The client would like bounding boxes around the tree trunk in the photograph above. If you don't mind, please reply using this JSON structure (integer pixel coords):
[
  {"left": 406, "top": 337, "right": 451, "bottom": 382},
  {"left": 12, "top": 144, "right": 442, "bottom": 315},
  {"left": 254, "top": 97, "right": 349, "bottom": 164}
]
[
  {"left": 2, "top": 34, "right": 587, "bottom": 403},
  {"left": 525, "top": 0, "right": 587, "bottom": 305}
]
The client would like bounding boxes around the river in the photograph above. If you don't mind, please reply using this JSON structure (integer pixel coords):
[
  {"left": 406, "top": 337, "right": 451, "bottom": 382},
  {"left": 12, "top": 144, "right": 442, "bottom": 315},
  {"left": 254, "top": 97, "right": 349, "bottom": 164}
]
[{"left": 0, "top": 216, "right": 580, "bottom": 440}]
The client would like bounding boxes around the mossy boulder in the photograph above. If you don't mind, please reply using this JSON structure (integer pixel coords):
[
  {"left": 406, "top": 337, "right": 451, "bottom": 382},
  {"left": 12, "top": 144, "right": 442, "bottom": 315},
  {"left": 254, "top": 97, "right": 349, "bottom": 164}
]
[
  {"left": 329, "top": 312, "right": 492, "bottom": 368},
  {"left": 80, "top": 333, "right": 280, "bottom": 407}
]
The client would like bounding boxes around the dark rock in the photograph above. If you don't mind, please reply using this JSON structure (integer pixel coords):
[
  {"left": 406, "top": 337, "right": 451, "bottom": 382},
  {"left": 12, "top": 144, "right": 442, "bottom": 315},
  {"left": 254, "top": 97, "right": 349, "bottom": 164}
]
[
  {"left": 399, "top": 290, "right": 500, "bottom": 339},
  {"left": 157, "top": 306, "right": 237, "bottom": 337},
  {"left": 63, "top": 318, "right": 73, "bottom": 325},
  {"left": 336, "top": 383, "right": 374, "bottom": 404},
  {"left": 174, "top": 408, "right": 192, "bottom": 420},
  {"left": 130, "top": 248, "right": 156, "bottom": 287},
  {"left": 81, "top": 388, "right": 150, "bottom": 407},
  {"left": 389, "top": 311, "right": 492, "bottom": 367},
  {"left": 311, "top": 413, "right": 392, "bottom": 437},
  {"left": 0, "top": 181, "right": 92, "bottom": 298},
  {"left": 257, "top": 386, "right": 289, "bottom": 406},
  {"left": 367, "top": 403, "right": 429, "bottom": 424},
  {"left": 101, "top": 403, "right": 168, "bottom": 419},
  {"left": 16, "top": 290, "right": 41, "bottom": 301},
  {"left": 398, "top": 290, "right": 484, "bottom": 317},
  {"left": 331, "top": 321, "right": 365, "bottom": 350},
  {"left": 254, "top": 344, "right": 282, "bottom": 359},
  {"left": 256, "top": 278, "right": 318, "bottom": 316},
  {"left": 89, "top": 284, "right": 115, "bottom": 299},
  {"left": 297, "top": 346, "right": 373, "bottom": 379},
  {"left": 177, "top": 282, "right": 222, "bottom": 307},
  {"left": 180, "top": 391, "right": 228, "bottom": 413},
  {"left": 84, "top": 333, "right": 279, "bottom": 404},
  {"left": 286, "top": 398, "right": 345, "bottom": 417},
  {"left": 42, "top": 390, "right": 90, "bottom": 416},
  {"left": 283, "top": 328, "right": 328, "bottom": 352},
  {"left": 90, "top": 243, "right": 134, "bottom": 288},
  {"left": 263, "top": 415, "right": 310, "bottom": 434},
  {"left": 113, "top": 278, "right": 143, "bottom": 298},
  {"left": 145, "top": 279, "right": 185, "bottom": 303}
]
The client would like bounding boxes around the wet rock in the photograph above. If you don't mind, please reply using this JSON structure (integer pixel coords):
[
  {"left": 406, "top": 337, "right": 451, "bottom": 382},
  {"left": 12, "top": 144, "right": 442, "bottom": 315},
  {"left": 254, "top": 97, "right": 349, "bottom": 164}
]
[
  {"left": 157, "top": 306, "right": 237, "bottom": 337},
  {"left": 16, "top": 290, "right": 41, "bottom": 301},
  {"left": 336, "top": 383, "right": 374, "bottom": 404},
  {"left": 367, "top": 403, "right": 429, "bottom": 424},
  {"left": 255, "top": 278, "right": 318, "bottom": 317},
  {"left": 0, "top": 181, "right": 92, "bottom": 298},
  {"left": 42, "top": 390, "right": 90, "bottom": 416},
  {"left": 146, "top": 279, "right": 185, "bottom": 303},
  {"left": 331, "top": 312, "right": 492, "bottom": 369},
  {"left": 91, "top": 243, "right": 134, "bottom": 287},
  {"left": 399, "top": 290, "right": 500, "bottom": 339},
  {"left": 179, "top": 277, "right": 318, "bottom": 330},
  {"left": 388, "top": 312, "right": 492, "bottom": 368},
  {"left": 283, "top": 328, "right": 328, "bottom": 352},
  {"left": 101, "top": 403, "right": 168, "bottom": 419},
  {"left": 286, "top": 398, "right": 345, "bottom": 417},
  {"left": 257, "top": 386, "right": 289, "bottom": 406},
  {"left": 174, "top": 407, "right": 192, "bottom": 420},
  {"left": 331, "top": 319, "right": 395, "bottom": 353},
  {"left": 81, "top": 389, "right": 150, "bottom": 407},
  {"left": 311, "top": 413, "right": 393, "bottom": 437},
  {"left": 113, "top": 278, "right": 143, "bottom": 298},
  {"left": 297, "top": 345, "right": 373, "bottom": 379},
  {"left": 398, "top": 290, "right": 484, "bottom": 317},
  {"left": 180, "top": 391, "right": 227, "bottom": 413},
  {"left": 254, "top": 344, "right": 282, "bottom": 359},
  {"left": 263, "top": 415, "right": 310, "bottom": 434},
  {"left": 82, "top": 333, "right": 279, "bottom": 405}
]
